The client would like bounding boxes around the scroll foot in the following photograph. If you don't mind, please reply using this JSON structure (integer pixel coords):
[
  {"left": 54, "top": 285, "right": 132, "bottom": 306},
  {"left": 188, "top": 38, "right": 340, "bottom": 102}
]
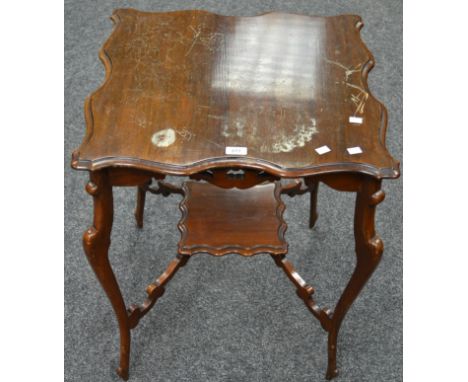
[{"left": 325, "top": 367, "right": 338, "bottom": 380}]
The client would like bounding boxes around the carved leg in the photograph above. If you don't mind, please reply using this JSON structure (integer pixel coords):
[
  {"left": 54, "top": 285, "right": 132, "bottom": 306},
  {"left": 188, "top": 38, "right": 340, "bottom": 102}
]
[
  {"left": 134, "top": 181, "right": 150, "bottom": 228},
  {"left": 325, "top": 177, "right": 385, "bottom": 380},
  {"left": 83, "top": 170, "right": 131, "bottom": 381},
  {"left": 309, "top": 181, "right": 319, "bottom": 228}
]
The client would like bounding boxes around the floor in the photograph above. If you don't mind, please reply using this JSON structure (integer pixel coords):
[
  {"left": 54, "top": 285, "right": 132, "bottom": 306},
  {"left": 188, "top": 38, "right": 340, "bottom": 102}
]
[{"left": 65, "top": 1, "right": 402, "bottom": 381}]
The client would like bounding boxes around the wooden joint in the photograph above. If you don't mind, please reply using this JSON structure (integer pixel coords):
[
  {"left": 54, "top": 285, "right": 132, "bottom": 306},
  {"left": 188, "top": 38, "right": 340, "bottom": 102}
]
[
  {"left": 146, "top": 282, "right": 165, "bottom": 300},
  {"left": 126, "top": 254, "right": 190, "bottom": 329},
  {"left": 83, "top": 227, "right": 99, "bottom": 246},
  {"left": 281, "top": 179, "right": 309, "bottom": 196},
  {"left": 368, "top": 235, "right": 384, "bottom": 257},
  {"left": 85, "top": 181, "right": 99, "bottom": 196},
  {"left": 82, "top": 226, "right": 110, "bottom": 251},
  {"left": 147, "top": 181, "right": 184, "bottom": 197},
  {"left": 369, "top": 189, "right": 385, "bottom": 206},
  {"left": 297, "top": 285, "right": 315, "bottom": 300},
  {"left": 82, "top": 226, "right": 111, "bottom": 262},
  {"left": 272, "top": 255, "right": 332, "bottom": 332},
  {"left": 127, "top": 304, "right": 142, "bottom": 329}
]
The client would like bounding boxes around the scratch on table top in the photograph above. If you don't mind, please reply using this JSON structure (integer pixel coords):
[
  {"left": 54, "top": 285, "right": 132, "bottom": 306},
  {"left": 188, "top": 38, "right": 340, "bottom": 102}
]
[
  {"left": 325, "top": 58, "right": 362, "bottom": 81},
  {"left": 185, "top": 25, "right": 202, "bottom": 56},
  {"left": 198, "top": 32, "right": 224, "bottom": 52},
  {"left": 345, "top": 82, "right": 369, "bottom": 115},
  {"left": 219, "top": 117, "right": 247, "bottom": 138},
  {"left": 204, "top": 137, "right": 224, "bottom": 148},
  {"left": 208, "top": 114, "right": 226, "bottom": 120},
  {"left": 270, "top": 118, "right": 318, "bottom": 153},
  {"left": 135, "top": 115, "right": 147, "bottom": 128},
  {"left": 175, "top": 128, "right": 195, "bottom": 142},
  {"left": 325, "top": 58, "right": 369, "bottom": 115},
  {"left": 235, "top": 119, "right": 245, "bottom": 138},
  {"left": 151, "top": 125, "right": 224, "bottom": 149},
  {"left": 221, "top": 122, "right": 231, "bottom": 138}
]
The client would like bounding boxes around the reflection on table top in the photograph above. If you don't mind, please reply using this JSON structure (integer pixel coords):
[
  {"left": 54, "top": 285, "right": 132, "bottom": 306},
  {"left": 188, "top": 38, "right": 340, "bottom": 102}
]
[{"left": 72, "top": 9, "right": 399, "bottom": 179}]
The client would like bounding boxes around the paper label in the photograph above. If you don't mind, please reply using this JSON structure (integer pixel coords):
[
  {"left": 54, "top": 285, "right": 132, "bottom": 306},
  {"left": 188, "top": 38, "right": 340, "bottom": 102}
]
[
  {"left": 225, "top": 146, "right": 247, "bottom": 155},
  {"left": 349, "top": 116, "right": 363, "bottom": 124},
  {"left": 347, "top": 146, "right": 363, "bottom": 155},
  {"left": 315, "top": 145, "right": 331, "bottom": 155}
]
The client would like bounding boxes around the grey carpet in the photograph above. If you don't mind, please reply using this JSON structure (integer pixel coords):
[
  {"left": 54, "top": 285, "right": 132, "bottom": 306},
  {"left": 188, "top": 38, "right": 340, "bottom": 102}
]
[{"left": 65, "top": 1, "right": 402, "bottom": 381}]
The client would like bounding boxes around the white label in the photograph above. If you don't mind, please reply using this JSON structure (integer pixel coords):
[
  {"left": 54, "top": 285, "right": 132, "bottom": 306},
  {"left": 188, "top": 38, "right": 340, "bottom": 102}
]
[
  {"left": 349, "top": 116, "right": 363, "bottom": 124},
  {"left": 315, "top": 145, "right": 331, "bottom": 155},
  {"left": 347, "top": 146, "right": 363, "bottom": 155},
  {"left": 225, "top": 146, "right": 247, "bottom": 155}
]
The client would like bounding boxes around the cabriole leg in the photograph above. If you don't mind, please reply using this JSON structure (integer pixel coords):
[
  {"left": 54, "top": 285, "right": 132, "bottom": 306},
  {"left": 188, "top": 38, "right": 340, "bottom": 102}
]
[
  {"left": 326, "top": 176, "right": 385, "bottom": 379},
  {"left": 83, "top": 170, "right": 131, "bottom": 380}
]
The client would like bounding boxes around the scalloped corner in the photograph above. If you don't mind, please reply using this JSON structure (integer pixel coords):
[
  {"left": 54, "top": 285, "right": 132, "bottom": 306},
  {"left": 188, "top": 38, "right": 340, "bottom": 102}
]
[
  {"left": 351, "top": 17, "right": 396, "bottom": 166},
  {"left": 274, "top": 181, "right": 288, "bottom": 244},
  {"left": 177, "top": 181, "right": 288, "bottom": 256},
  {"left": 110, "top": 10, "right": 121, "bottom": 25},
  {"left": 355, "top": 16, "right": 364, "bottom": 31},
  {"left": 77, "top": 11, "right": 123, "bottom": 163}
]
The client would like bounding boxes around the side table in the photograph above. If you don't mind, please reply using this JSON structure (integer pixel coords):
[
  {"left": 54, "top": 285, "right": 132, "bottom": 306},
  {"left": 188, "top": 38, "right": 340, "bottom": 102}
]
[{"left": 71, "top": 9, "right": 400, "bottom": 380}]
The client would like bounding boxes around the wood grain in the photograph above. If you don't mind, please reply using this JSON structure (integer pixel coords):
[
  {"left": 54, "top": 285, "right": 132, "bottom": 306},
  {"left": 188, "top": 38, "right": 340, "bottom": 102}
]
[
  {"left": 178, "top": 181, "right": 287, "bottom": 256},
  {"left": 71, "top": 10, "right": 400, "bottom": 381},
  {"left": 82, "top": 170, "right": 130, "bottom": 380},
  {"left": 71, "top": 9, "right": 399, "bottom": 179}
]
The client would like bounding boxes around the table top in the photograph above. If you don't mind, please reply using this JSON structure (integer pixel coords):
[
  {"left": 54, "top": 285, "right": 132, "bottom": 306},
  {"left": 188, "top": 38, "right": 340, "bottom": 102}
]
[{"left": 72, "top": 9, "right": 399, "bottom": 179}]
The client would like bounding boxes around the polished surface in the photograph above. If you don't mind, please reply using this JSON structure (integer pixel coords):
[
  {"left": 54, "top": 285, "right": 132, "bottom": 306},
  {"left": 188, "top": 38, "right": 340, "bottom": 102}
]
[
  {"left": 178, "top": 181, "right": 287, "bottom": 256},
  {"left": 72, "top": 9, "right": 399, "bottom": 178}
]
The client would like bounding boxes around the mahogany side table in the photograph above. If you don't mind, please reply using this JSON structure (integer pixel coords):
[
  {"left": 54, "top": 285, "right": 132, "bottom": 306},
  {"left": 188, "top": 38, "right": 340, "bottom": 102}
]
[{"left": 71, "top": 9, "right": 400, "bottom": 380}]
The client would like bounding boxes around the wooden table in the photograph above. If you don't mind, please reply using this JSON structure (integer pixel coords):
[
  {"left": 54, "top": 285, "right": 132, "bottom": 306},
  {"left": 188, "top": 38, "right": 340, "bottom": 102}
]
[{"left": 71, "top": 9, "right": 399, "bottom": 380}]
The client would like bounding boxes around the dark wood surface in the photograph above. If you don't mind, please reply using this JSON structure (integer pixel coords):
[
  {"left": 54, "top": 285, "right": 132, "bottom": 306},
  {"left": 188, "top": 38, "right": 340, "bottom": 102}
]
[
  {"left": 72, "top": 8, "right": 399, "bottom": 179},
  {"left": 72, "top": 9, "right": 400, "bottom": 381},
  {"left": 178, "top": 181, "right": 287, "bottom": 256}
]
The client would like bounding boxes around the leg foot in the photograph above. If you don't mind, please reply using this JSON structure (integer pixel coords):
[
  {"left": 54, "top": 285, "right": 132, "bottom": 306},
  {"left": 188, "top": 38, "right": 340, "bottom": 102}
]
[
  {"left": 326, "top": 330, "right": 338, "bottom": 380},
  {"left": 325, "top": 367, "right": 338, "bottom": 380},
  {"left": 117, "top": 366, "right": 129, "bottom": 381}
]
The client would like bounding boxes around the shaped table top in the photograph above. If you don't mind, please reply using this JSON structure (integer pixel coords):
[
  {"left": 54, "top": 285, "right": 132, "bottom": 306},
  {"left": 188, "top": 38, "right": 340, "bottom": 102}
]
[{"left": 72, "top": 9, "right": 399, "bottom": 179}]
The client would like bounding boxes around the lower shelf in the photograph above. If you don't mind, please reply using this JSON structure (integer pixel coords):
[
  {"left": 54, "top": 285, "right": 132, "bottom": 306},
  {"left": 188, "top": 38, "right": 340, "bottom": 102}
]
[{"left": 177, "top": 181, "right": 288, "bottom": 256}]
